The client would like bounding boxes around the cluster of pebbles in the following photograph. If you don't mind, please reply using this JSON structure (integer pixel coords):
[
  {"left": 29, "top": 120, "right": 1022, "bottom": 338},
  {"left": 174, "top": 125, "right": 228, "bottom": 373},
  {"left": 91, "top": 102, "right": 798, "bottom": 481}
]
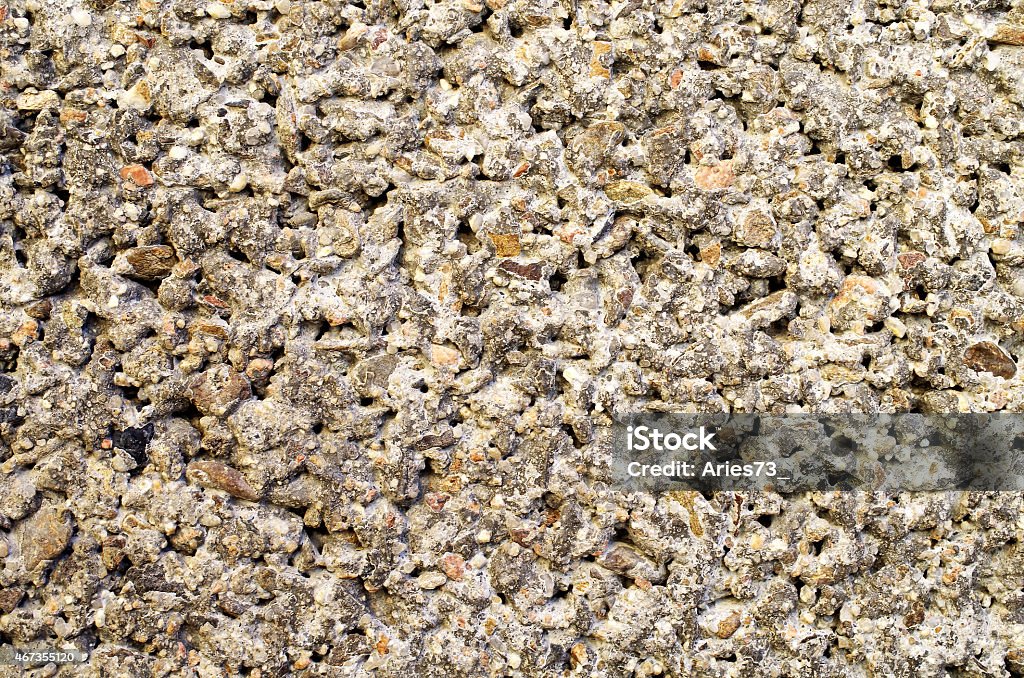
[{"left": 2, "top": 0, "right": 1024, "bottom": 674}]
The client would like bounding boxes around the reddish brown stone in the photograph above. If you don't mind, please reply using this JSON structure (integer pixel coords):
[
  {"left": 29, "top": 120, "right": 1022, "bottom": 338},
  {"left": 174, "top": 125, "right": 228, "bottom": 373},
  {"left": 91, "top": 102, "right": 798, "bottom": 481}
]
[
  {"left": 964, "top": 341, "right": 1016, "bottom": 379},
  {"left": 125, "top": 245, "right": 176, "bottom": 279},
  {"left": 0, "top": 587, "right": 24, "bottom": 613},
  {"left": 498, "top": 260, "right": 543, "bottom": 280},
  {"left": 186, "top": 461, "right": 260, "bottom": 501}
]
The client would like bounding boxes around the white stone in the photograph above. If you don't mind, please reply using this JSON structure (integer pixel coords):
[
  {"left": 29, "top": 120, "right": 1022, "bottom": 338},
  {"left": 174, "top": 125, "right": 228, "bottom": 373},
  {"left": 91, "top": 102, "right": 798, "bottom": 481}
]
[
  {"left": 71, "top": 9, "right": 92, "bottom": 27},
  {"left": 206, "top": 3, "right": 232, "bottom": 19}
]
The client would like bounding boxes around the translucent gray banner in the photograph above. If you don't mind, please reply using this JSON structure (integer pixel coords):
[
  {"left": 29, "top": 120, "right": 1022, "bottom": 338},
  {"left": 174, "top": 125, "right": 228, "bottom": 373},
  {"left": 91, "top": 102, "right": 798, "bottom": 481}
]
[{"left": 610, "top": 414, "right": 1024, "bottom": 492}]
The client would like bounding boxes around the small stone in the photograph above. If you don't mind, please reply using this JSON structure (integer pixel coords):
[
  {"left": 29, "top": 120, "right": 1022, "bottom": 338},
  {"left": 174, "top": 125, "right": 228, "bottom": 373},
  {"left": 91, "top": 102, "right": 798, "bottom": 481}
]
[
  {"left": 569, "top": 642, "right": 588, "bottom": 666},
  {"left": 124, "top": 245, "right": 176, "bottom": 279},
  {"left": 829, "top": 275, "right": 894, "bottom": 331},
  {"left": 990, "top": 238, "right": 1013, "bottom": 255},
  {"left": 489, "top": 233, "right": 521, "bottom": 257},
  {"left": 590, "top": 41, "right": 612, "bottom": 78},
  {"left": 734, "top": 209, "right": 779, "bottom": 248},
  {"left": 120, "top": 164, "right": 154, "bottom": 187},
  {"left": 417, "top": 571, "right": 447, "bottom": 589},
  {"left": 739, "top": 290, "right": 799, "bottom": 328},
  {"left": 423, "top": 493, "right": 448, "bottom": 510},
  {"left": 24, "top": 299, "right": 52, "bottom": 319},
  {"left": 1007, "top": 649, "right": 1024, "bottom": 673},
  {"left": 604, "top": 181, "right": 653, "bottom": 203},
  {"left": 189, "top": 365, "right": 251, "bottom": 416},
  {"left": 430, "top": 344, "right": 461, "bottom": 367},
  {"left": 0, "top": 587, "right": 24, "bottom": 613},
  {"left": 596, "top": 542, "right": 665, "bottom": 583},
  {"left": 206, "top": 2, "right": 232, "bottom": 19},
  {"left": 16, "top": 90, "right": 60, "bottom": 111},
  {"left": 71, "top": 8, "right": 92, "bottom": 26},
  {"left": 245, "top": 358, "right": 274, "bottom": 382},
  {"left": 694, "top": 161, "right": 735, "bottom": 190},
  {"left": 498, "top": 260, "right": 543, "bottom": 280},
  {"left": 715, "top": 612, "right": 742, "bottom": 639},
  {"left": 228, "top": 173, "right": 249, "bottom": 192},
  {"left": 963, "top": 341, "right": 1016, "bottom": 379},
  {"left": 18, "top": 505, "right": 73, "bottom": 571},
  {"left": 990, "top": 24, "right": 1024, "bottom": 46},
  {"left": 439, "top": 553, "right": 465, "bottom": 580},
  {"left": 728, "top": 249, "right": 786, "bottom": 278},
  {"left": 884, "top": 317, "right": 907, "bottom": 338},
  {"left": 186, "top": 461, "right": 260, "bottom": 501}
]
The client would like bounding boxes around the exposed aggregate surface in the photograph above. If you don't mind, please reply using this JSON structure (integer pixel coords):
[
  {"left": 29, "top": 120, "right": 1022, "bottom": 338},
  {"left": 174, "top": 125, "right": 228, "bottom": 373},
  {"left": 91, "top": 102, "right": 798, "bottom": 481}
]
[{"left": 3, "top": 0, "right": 1024, "bottom": 675}]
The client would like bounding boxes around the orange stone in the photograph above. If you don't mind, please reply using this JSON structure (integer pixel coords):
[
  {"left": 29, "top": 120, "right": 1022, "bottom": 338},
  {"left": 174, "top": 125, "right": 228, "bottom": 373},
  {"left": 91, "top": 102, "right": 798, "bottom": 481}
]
[
  {"left": 439, "top": 553, "right": 465, "bottom": 580},
  {"left": 120, "top": 164, "right": 154, "bottom": 187},
  {"left": 488, "top": 232, "right": 521, "bottom": 257}
]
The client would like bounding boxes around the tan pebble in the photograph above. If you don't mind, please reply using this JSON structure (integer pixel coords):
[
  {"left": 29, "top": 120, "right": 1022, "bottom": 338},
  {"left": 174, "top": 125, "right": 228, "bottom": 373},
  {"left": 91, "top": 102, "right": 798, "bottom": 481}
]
[
  {"left": 991, "top": 238, "right": 1013, "bottom": 255},
  {"left": 569, "top": 642, "right": 588, "bottom": 666},
  {"left": 990, "top": 24, "right": 1024, "bottom": 46},
  {"left": 431, "top": 344, "right": 461, "bottom": 367},
  {"left": 604, "top": 181, "right": 653, "bottom": 203},
  {"left": 18, "top": 506, "right": 72, "bottom": 571},
  {"left": 884, "top": 317, "right": 907, "bottom": 338},
  {"left": 715, "top": 612, "right": 742, "bottom": 638}
]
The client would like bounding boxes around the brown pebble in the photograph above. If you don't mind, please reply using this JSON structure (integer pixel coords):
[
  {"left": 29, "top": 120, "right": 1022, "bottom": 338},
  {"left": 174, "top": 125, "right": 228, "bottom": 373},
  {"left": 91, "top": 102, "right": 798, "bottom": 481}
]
[
  {"left": 498, "top": 260, "right": 543, "bottom": 280},
  {"left": 735, "top": 210, "right": 778, "bottom": 248},
  {"left": 245, "top": 358, "right": 274, "bottom": 383},
  {"left": 964, "top": 341, "right": 1016, "bottom": 379},
  {"left": 186, "top": 461, "right": 260, "bottom": 501},
  {"left": 715, "top": 612, "right": 742, "bottom": 639},
  {"left": 18, "top": 505, "right": 72, "bottom": 571},
  {"left": 0, "top": 587, "right": 24, "bottom": 613},
  {"left": 24, "top": 299, "right": 53, "bottom": 319},
  {"left": 570, "top": 642, "right": 588, "bottom": 666},
  {"left": 990, "top": 24, "right": 1024, "bottom": 46},
  {"left": 189, "top": 365, "right": 252, "bottom": 416},
  {"left": 125, "top": 245, "right": 176, "bottom": 279}
]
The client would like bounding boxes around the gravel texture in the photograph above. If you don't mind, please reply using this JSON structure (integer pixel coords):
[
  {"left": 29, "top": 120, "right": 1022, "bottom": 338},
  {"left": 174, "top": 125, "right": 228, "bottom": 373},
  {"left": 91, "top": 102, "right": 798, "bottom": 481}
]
[{"left": 2, "top": 0, "right": 1024, "bottom": 675}]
